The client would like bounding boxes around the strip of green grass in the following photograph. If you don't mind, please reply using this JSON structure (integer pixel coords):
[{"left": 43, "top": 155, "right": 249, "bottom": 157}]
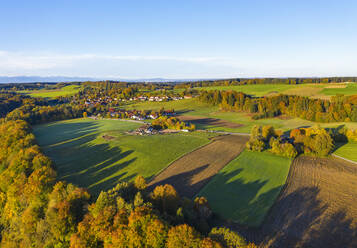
[
  {"left": 334, "top": 142, "right": 357, "bottom": 162},
  {"left": 196, "top": 84, "right": 299, "bottom": 97},
  {"left": 321, "top": 83, "right": 357, "bottom": 96},
  {"left": 198, "top": 150, "right": 292, "bottom": 227},
  {"left": 124, "top": 98, "right": 219, "bottom": 116},
  {"left": 19, "top": 85, "right": 81, "bottom": 98},
  {"left": 34, "top": 118, "right": 216, "bottom": 196}
]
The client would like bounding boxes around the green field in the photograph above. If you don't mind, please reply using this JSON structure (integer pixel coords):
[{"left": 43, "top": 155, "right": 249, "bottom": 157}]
[
  {"left": 196, "top": 83, "right": 357, "bottom": 98},
  {"left": 321, "top": 83, "right": 357, "bottom": 96},
  {"left": 19, "top": 85, "right": 81, "bottom": 98},
  {"left": 124, "top": 98, "right": 219, "bottom": 116},
  {"left": 125, "top": 98, "right": 357, "bottom": 133},
  {"left": 197, "top": 150, "right": 292, "bottom": 226},
  {"left": 334, "top": 142, "right": 357, "bottom": 162},
  {"left": 33, "top": 118, "right": 215, "bottom": 195},
  {"left": 197, "top": 84, "right": 299, "bottom": 97}
]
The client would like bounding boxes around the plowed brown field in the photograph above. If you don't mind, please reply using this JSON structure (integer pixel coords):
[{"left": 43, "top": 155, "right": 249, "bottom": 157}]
[
  {"left": 253, "top": 156, "right": 357, "bottom": 248},
  {"left": 148, "top": 135, "right": 249, "bottom": 198},
  {"left": 178, "top": 115, "right": 244, "bottom": 129}
]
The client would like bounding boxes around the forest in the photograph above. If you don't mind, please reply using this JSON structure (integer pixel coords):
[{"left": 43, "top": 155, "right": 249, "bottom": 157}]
[
  {"left": 0, "top": 119, "right": 255, "bottom": 248},
  {"left": 198, "top": 90, "right": 357, "bottom": 122}
]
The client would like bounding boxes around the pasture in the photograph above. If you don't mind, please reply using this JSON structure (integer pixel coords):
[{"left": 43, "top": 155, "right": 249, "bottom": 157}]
[
  {"left": 197, "top": 150, "right": 292, "bottom": 227},
  {"left": 19, "top": 85, "right": 81, "bottom": 98},
  {"left": 125, "top": 98, "right": 357, "bottom": 133},
  {"left": 33, "top": 118, "right": 215, "bottom": 195},
  {"left": 334, "top": 142, "right": 357, "bottom": 162},
  {"left": 196, "top": 83, "right": 357, "bottom": 98}
]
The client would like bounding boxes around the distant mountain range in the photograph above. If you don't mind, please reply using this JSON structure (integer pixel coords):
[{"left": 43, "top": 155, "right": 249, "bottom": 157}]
[{"left": 0, "top": 76, "right": 210, "bottom": 84}]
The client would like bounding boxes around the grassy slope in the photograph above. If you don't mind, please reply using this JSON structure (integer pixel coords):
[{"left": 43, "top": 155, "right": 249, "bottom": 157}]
[
  {"left": 334, "top": 142, "right": 357, "bottom": 162},
  {"left": 197, "top": 83, "right": 357, "bottom": 98},
  {"left": 198, "top": 150, "right": 292, "bottom": 227},
  {"left": 124, "top": 98, "right": 357, "bottom": 133},
  {"left": 197, "top": 84, "right": 299, "bottom": 97},
  {"left": 20, "top": 85, "right": 81, "bottom": 98},
  {"left": 33, "top": 118, "right": 215, "bottom": 196},
  {"left": 321, "top": 83, "right": 357, "bottom": 96}
]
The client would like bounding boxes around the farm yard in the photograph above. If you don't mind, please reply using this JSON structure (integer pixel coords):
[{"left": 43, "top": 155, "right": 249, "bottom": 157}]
[
  {"left": 198, "top": 150, "right": 292, "bottom": 227},
  {"left": 256, "top": 156, "right": 357, "bottom": 248},
  {"left": 34, "top": 118, "right": 216, "bottom": 195}
]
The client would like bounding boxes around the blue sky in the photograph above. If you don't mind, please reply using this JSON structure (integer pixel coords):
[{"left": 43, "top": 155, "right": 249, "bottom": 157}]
[{"left": 1, "top": 0, "right": 356, "bottom": 78}]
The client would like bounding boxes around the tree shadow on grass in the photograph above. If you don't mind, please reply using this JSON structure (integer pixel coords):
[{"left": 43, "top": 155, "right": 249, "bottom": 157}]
[
  {"left": 149, "top": 164, "right": 212, "bottom": 199},
  {"left": 197, "top": 168, "right": 284, "bottom": 227},
  {"left": 39, "top": 122, "right": 138, "bottom": 197},
  {"left": 35, "top": 121, "right": 100, "bottom": 146}
]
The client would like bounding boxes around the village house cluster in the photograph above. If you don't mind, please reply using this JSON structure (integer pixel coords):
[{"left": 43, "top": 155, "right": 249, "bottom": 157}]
[
  {"left": 96, "top": 108, "right": 177, "bottom": 121},
  {"left": 80, "top": 95, "right": 193, "bottom": 107}
]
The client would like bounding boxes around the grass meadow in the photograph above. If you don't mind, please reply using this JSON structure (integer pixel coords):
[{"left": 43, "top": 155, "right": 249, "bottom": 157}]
[
  {"left": 19, "top": 85, "right": 81, "bottom": 98},
  {"left": 125, "top": 98, "right": 357, "bottom": 133},
  {"left": 33, "top": 118, "right": 214, "bottom": 196},
  {"left": 196, "top": 82, "right": 357, "bottom": 98},
  {"left": 197, "top": 150, "right": 292, "bottom": 226},
  {"left": 334, "top": 142, "right": 357, "bottom": 162}
]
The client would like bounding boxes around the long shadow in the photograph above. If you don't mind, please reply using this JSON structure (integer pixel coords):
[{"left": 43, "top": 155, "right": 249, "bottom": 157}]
[
  {"left": 34, "top": 121, "right": 100, "bottom": 146},
  {"left": 149, "top": 164, "right": 213, "bottom": 198},
  {"left": 38, "top": 122, "right": 138, "bottom": 197},
  {"left": 233, "top": 186, "right": 357, "bottom": 248},
  {"left": 198, "top": 168, "right": 284, "bottom": 227}
]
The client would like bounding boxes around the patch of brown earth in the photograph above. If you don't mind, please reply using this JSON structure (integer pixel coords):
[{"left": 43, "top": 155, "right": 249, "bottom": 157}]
[
  {"left": 178, "top": 115, "right": 244, "bottom": 129},
  {"left": 236, "top": 156, "right": 357, "bottom": 248},
  {"left": 102, "top": 135, "right": 115, "bottom": 140},
  {"left": 148, "top": 135, "right": 249, "bottom": 198}
]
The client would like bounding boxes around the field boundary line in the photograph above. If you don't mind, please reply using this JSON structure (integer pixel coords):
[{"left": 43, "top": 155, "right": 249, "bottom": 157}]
[
  {"left": 332, "top": 154, "right": 357, "bottom": 165},
  {"left": 147, "top": 135, "right": 220, "bottom": 182}
]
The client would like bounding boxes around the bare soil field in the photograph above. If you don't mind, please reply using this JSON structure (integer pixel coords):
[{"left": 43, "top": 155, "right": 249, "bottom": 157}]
[
  {"left": 325, "top": 84, "right": 347, "bottom": 88},
  {"left": 244, "top": 156, "right": 357, "bottom": 248},
  {"left": 178, "top": 115, "right": 244, "bottom": 129},
  {"left": 148, "top": 134, "right": 249, "bottom": 198}
]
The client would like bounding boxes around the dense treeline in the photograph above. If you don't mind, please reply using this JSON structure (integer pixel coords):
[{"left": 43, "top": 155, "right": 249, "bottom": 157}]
[
  {"left": 152, "top": 116, "right": 196, "bottom": 131},
  {"left": 6, "top": 104, "right": 86, "bottom": 125},
  {"left": 199, "top": 90, "right": 357, "bottom": 122},
  {"left": 246, "top": 125, "right": 335, "bottom": 157},
  {"left": 0, "top": 93, "right": 48, "bottom": 118},
  {"left": 246, "top": 125, "right": 298, "bottom": 158},
  {"left": 0, "top": 120, "right": 255, "bottom": 247}
]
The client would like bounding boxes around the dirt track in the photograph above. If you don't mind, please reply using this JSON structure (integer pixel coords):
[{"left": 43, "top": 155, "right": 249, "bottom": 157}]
[
  {"left": 148, "top": 135, "right": 249, "bottom": 198},
  {"left": 252, "top": 156, "right": 357, "bottom": 248}
]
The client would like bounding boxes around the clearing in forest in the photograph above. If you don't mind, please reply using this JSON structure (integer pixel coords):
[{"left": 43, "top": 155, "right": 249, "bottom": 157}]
[
  {"left": 258, "top": 156, "right": 357, "bottom": 248},
  {"left": 148, "top": 134, "right": 249, "bottom": 198}
]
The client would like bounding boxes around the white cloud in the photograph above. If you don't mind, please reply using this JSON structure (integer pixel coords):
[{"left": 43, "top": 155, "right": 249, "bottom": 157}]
[{"left": 0, "top": 50, "right": 356, "bottom": 78}]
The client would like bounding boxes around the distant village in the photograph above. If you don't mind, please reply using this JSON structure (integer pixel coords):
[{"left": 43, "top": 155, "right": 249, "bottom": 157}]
[
  {"left": 89, "top": 107, "right": 176, "bottom": 120},
  {"left": 81, "top": 95, "right": 194, "bottom": 107}
]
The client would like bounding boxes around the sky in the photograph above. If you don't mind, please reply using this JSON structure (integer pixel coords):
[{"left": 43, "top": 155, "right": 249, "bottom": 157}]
[{"left": 1, "top": 0, "right": 357, "bottom": 79}]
